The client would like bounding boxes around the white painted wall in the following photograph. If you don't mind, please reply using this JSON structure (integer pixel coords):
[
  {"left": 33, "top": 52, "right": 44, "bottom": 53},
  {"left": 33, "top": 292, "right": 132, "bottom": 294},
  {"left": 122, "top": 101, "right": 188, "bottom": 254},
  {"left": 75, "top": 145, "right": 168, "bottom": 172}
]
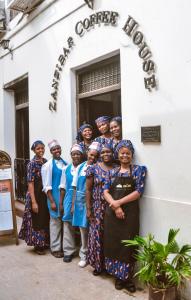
[{"left": 0, "top": 0, "right": 191, "bottom": 245}]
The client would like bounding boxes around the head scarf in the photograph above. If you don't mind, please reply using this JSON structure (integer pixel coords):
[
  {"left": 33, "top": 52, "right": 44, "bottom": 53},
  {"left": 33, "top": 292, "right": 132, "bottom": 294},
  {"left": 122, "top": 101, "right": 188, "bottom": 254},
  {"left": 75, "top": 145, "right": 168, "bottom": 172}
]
[
  {"left": 31, "top": 140, "right": 44, "bottom": 151},
  {"left": 70, "top": 144, "right": 84, "bottom": 154},
  {"left": 48, "top": 139, "right": 60, "bottom": 150},
  {"left": 110, "top": 116, "right": 122, "bottom": 125},
  {"left": 88, "top": 141, "right": 101, "bottom": 152},
  {"left": 95, "top": 116, "right": 110, "bottom": 126},
  {"left": 100, "top": 142, "right": 113, "bottom": 153},
  {"left": 76, "top": 124, "right": 93, "bottom": 143},
  {"left": 115, "top": 139, "right": 134, "bottom": 157}
]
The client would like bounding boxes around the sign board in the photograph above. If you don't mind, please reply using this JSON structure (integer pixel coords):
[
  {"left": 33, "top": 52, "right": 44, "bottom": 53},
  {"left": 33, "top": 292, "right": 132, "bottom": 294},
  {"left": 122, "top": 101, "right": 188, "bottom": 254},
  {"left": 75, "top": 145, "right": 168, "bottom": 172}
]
[
  {"left": 141, "top": 125, "right": 161, "bottom": 143},
  {"left": 0, "top": 150, "right": 18, "bottom": 244}
]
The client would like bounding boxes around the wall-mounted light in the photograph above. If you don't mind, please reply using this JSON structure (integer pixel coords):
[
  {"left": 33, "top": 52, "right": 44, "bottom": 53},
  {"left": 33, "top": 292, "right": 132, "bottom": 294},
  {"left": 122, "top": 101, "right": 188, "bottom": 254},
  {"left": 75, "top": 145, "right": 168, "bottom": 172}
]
[{"left": 0, "top": 39, "right": 13, "bottom": 59}]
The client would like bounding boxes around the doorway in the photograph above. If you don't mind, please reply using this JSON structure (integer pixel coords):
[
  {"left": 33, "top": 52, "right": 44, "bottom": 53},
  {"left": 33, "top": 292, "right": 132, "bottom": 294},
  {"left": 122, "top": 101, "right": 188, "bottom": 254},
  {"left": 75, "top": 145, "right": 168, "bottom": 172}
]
[
  {"left": 4, "top": 76, "right": 29, "bottom": 202},
  {"left": 77, "top": 55, "right": 121, "bottom": 137}
]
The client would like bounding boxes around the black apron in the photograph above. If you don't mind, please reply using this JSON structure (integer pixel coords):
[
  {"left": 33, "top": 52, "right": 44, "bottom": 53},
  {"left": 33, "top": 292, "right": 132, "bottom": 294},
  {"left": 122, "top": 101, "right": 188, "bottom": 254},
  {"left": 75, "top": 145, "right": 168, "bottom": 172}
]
[
  {"left": 31, "top": 176, "right": 49, "bottom": 231},
  {"left": 104, "top": 167, "right": 139, "bottom": 263}
]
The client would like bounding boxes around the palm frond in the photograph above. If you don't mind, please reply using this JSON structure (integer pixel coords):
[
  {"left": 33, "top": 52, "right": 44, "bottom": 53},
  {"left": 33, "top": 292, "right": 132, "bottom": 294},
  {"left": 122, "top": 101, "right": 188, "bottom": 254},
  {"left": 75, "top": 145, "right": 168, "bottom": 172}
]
[{"left": 168, "top": 229, "right": 180, "bottom": 244}]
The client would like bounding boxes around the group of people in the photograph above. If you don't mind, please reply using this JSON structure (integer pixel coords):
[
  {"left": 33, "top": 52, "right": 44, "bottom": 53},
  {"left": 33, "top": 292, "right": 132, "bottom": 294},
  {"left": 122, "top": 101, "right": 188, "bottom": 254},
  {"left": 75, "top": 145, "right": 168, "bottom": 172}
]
[{"left": 19, "top": 116, "right": 147, "bottom": 293}]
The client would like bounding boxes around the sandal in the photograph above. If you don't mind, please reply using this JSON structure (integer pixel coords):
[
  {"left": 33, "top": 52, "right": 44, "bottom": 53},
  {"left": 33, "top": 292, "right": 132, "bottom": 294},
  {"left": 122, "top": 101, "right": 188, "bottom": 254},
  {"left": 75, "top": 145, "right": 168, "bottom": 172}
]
[
  {"left": 115, "top": 279, "right": 125, "bottom": 290},
  {"left": 125, "top": 280, "right": 136, "bottom": 293},
  {"left": 51, "top": 251, "right": 64, "bottom": 258},
  {"left": 34, "top": 247, "right": 46, "bottom": 255},
  {"left": 93, "top": 269, "right": 102, "bottom": 276}
]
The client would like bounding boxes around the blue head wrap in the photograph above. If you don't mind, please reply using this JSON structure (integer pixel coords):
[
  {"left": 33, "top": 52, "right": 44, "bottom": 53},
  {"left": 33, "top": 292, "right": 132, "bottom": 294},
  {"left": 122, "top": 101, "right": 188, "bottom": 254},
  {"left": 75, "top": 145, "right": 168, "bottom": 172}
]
[
  {"left": 110, "top": 116, "right": 122, "bottom": 125},
  {"left": 100, "top": 141, "right": 113, "bottom": 153},
  {"left": 76, "top": 124, "right": 93, "bottom": 143},
  {"left": 95, "top": 116, "right": 110, "bottom": 126},
  {"left": 115, "top": 139, "right": 134, "bottom": 157},
  {"left": 31, "top": 140, "right": 44, "bottom": 151}
]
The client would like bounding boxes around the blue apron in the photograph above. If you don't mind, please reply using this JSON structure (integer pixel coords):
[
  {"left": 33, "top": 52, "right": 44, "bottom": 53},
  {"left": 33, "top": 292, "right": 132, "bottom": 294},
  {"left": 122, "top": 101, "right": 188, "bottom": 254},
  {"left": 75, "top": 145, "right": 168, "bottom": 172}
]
[
  {"left": 47, "top": 159, "right": 64, "bottom": 218},
  {"left": 62, "top": 164, "right": 74, "bottom": 223},
  {"left": 72, "top": 162, "right": 88, "bottom": 228}
]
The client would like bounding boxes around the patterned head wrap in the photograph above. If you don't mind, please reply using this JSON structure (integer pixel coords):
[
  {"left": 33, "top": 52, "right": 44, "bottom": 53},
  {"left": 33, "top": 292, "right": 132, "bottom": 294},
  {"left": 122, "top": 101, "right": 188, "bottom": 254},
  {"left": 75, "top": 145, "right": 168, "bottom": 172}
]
[
  {"left": 110, "top": 116, "right": 122, "bottom": 125},
  {"left": 88, "top": 141, "right": 101, "bottom": 152},
  {"left": 100, "top": 142, "right": 113, "bottom": 153},
  {"left": 70, "top": 144, "right": 84, "bottom": 154},
  {"left": 95, "top": 116, "right": 110, "bottom": 126},
  {"left": 31, "top": 140, "right": 44, "bottom": 151},
  {"left": 48, "top": 139, "right": 60, "bottom": 150},
  {"left": 115, "top": 139, "right": 134, "bottom": 157},
  {"left": 76, "top": 124, "right": 93, "bottom": 143}
]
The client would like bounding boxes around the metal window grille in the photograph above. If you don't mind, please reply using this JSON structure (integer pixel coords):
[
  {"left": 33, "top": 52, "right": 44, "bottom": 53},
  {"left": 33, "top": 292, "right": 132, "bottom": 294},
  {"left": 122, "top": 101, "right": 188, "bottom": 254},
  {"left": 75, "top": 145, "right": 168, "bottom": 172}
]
[
  {"left": 79, "top": 60, "right": 120, "bottom": 94},
  {"left": 14, "top": 158, "right": 29, "bottom": 202}
]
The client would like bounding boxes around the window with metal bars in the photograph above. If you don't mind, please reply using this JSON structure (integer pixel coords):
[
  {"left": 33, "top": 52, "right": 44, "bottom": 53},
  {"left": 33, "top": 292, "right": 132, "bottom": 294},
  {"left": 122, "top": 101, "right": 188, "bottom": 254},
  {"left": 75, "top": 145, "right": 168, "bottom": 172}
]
[{"left": 78, "top": 56, "right": 120, "bottom": 95}]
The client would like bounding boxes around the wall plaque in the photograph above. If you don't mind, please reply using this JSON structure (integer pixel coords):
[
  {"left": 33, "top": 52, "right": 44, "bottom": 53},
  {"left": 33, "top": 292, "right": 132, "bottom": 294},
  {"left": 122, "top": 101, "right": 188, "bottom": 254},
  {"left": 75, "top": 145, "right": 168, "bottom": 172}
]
[{"left": 141, "top": 126, "right": 161, "bottom": 143}]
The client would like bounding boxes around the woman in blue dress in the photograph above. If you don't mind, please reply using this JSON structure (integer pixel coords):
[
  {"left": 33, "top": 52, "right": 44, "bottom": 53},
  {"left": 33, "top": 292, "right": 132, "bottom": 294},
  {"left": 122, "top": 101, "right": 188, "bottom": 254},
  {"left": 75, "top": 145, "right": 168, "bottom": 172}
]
[
  {"left": 59, "top": 144, "right": 84, "bottom": 263},
  {"left": 103, "top": 140, "right": 147, "bottom": 292},
  {"left": 72, "top": 141, "right": 100, "bottom": 268},
  {"left": 86, "top": 143, "right": 115, "bottom": 275},
  {"left": 41, "top": 139, "right": 67, "bottom": 258},
  {"left": 76, "top": 124, "right": 93, "bottom": 160},
  {"left": 19, "top": 140, "right": 49, "bottom": 255}
]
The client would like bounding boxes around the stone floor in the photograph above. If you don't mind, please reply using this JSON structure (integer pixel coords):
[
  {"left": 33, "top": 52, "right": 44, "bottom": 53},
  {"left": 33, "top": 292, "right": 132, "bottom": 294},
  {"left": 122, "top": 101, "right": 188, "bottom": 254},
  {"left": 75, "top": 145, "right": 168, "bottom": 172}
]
[{"left": 0, "top": 218, "right": 148, "bottom": 300}]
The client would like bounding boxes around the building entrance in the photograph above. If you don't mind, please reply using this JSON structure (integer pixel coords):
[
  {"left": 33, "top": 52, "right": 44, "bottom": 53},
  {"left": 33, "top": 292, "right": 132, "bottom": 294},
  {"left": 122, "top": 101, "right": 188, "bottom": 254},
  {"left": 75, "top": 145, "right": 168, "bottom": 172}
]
[{"left": 77, "top": 55, "right": 121, "bottom": 137}]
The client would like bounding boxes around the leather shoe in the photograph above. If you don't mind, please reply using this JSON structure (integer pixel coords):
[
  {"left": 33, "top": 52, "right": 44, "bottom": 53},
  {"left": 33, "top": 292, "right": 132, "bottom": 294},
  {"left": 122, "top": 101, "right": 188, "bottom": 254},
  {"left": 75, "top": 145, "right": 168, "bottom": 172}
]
[
  {"left": 63, "top": 255, "right": 73, "bottom": 263},
  {"left": 51, "top": 251, "right": 64, "bottom": 258}
]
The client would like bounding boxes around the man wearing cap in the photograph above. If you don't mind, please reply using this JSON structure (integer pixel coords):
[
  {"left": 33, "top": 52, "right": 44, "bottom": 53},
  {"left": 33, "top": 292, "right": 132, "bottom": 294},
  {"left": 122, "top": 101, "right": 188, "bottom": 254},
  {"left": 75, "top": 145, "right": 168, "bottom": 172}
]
[{"left": 41, "top": 139, "right": 67, "bottom": 258}]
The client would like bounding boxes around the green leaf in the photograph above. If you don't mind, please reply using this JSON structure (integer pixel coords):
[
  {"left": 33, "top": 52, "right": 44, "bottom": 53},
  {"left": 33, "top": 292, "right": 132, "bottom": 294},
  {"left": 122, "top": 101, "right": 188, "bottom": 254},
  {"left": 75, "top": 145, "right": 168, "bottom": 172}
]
[{"left": 168, "top": 229, "right": 180, "bottom": 244}]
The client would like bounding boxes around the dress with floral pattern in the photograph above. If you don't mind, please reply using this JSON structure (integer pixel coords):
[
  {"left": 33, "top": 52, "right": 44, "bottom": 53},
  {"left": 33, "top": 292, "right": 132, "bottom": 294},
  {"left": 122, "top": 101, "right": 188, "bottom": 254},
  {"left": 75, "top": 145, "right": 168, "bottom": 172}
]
[
  {"left": 104, "top": 164, "right": 147, "bottom": 281},
  {"left": 94, "top": 136, "right": 112, "bottom": 147},
  {"left": 19, "top": 156, "right": 50, "bottom": 248},
  {"left": 86, "top": 163, "right": 113, "bottom": 272}
]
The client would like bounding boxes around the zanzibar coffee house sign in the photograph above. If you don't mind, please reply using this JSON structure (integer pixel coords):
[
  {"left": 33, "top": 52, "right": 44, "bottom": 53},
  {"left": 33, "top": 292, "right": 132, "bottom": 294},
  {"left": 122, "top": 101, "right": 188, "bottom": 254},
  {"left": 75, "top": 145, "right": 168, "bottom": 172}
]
[{"left": 49, "top": 11, "right": 157, "bottom": 111}]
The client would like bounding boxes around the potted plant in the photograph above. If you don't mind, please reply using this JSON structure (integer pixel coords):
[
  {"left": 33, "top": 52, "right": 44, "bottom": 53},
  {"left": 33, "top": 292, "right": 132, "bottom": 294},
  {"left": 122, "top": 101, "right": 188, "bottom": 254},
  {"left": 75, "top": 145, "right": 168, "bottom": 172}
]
[{"left": 123, "top": 229, "right": 191, "bottom": 300}]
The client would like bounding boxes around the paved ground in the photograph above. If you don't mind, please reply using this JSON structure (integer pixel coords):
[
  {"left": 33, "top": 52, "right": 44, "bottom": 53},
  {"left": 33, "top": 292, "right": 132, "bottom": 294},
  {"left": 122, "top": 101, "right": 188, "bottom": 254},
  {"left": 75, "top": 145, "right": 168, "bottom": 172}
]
[{"left": 0, "top": 218, "right": 148, "bottom": 300}]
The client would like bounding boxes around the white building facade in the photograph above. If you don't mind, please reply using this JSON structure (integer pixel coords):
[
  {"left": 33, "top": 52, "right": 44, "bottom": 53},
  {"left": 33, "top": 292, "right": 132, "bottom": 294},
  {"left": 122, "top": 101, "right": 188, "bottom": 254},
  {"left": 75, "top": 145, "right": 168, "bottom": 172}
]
[{"left": 0, "top": 0, "right": 191, "bottom": 247}]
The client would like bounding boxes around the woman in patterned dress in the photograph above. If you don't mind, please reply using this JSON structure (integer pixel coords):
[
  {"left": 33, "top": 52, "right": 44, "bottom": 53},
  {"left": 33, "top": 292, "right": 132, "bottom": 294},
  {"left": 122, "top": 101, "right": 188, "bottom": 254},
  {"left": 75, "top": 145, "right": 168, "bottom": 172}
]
[
  {"left": 110, "top": 116, "right": 122, "bottom": 163},
  {"left": 94, "top": 116, "right": 112, "bottom": 147},
  {"left": 19, "top": 140, "right": 49, "bottom": 254},
  {"left": 76, "top": 124, "right": 93, "bottom": 160},
  {"left": 86, "top": 143, "right": 115, "bottom": 275},
  {"left": 103, "top": 140, "right": 147, "bottom": 292}
]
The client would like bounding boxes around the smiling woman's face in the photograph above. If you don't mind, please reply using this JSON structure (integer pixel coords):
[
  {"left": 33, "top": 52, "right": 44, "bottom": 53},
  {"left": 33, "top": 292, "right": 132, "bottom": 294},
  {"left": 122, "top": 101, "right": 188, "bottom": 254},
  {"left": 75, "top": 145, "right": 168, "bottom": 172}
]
[
  {"left": 100, "top": 147, "right": 113, "bottom": 163},
  {"left": 51, "top": 146, "right": 62, "bottom": 159},
  {"left": 87, "top": 149, "right": 98, "bottom": 164},
  {"left": 118, "top": 147, "right": 132, "bottom": 164},
  {"left": 34, "top": 144, "right": 45, "bottom": 158},
  {"left": 82, "top": 128, "right": 93, "bottom": 140},
  {"left": 110, "top": 120, "right": 121, "bottom": 138},
  {"left": 71, "top": 150, "right": 83, "bottom": 166},
  {"left": 97, "top": 122, "right": 110, "bottom": 135}
]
